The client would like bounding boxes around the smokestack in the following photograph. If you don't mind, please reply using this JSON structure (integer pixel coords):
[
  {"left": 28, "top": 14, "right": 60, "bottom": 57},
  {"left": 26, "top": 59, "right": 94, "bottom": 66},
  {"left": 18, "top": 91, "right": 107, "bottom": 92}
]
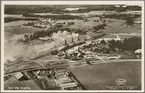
[
  {"left": 71, "top": 36, "right": 75, "bottom": 44},
  {"left": 64, "top": 39, "right": 68, "bottom": 46},
  {"left": 78, "top": 35, "right": 80, "bottom": 41}
]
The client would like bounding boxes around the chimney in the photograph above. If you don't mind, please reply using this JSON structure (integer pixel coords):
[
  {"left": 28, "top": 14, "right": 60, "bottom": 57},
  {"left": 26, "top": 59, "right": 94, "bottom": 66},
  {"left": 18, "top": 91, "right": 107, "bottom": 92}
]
[
  {"left": 78, "top": 35, "right": 80, "bottom": 41},
  {"left": 71, "top": 36, "right": 75, "bottom": 44},
  {"left": 64, "top": 39, "right": 68, "bottom": 46}
]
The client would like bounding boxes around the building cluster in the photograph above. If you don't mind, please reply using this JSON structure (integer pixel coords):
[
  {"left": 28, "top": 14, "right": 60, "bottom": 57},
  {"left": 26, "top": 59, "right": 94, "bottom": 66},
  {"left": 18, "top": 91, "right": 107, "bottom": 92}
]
[
  {"left": 57, "top": 38, "right": 122, "bottom": 65},
  {"left": 23, "top": 18, "right": 74, "bottom": 29},
  {"left": 55, "top": 69, "right": 81, "bottom": 90},
  {"left": 13, "top": 70, "right": 59, "bottom": 90},
  {"left": 5, "top": 66, "right": 81, "bottom": 90}
]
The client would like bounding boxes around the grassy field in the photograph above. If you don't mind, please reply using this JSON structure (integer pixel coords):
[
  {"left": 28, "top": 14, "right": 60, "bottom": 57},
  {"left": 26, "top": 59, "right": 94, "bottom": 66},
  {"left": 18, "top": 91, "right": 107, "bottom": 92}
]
[
  {"left": 5, "top": 26, "right": 42, "bottom": 35},
  {"left": 70, "top": 61, "right": 141, "bottom": 90},
  {"left": 118, "top": 35, "right": 140, "bottom": 40},
  {"left": 5, "top": 21, "right": 44, "bottom": 39},
  {"left": 103, "top": 26, "right": 141, "bottom": 34},
  {"left": 58, "top": 17, "right": 141, "bottom": 35},
  {"left": 102, "top": 34, "right": 141, "bottom": 40},
  {"left": 5, "top": 21, "right": 43, "bottom": 34},
  {"left": 4, "top": 76, "right": 41, "bottom": 90},
  {"left": 5, "top": 21, "right": 33, "bottom": 27}
]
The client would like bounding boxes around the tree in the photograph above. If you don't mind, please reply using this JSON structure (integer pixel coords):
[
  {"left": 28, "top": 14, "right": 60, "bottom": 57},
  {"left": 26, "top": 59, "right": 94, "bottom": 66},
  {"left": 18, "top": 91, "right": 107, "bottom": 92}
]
[
  {"left": 122, "top": 36, "right": 141, "bottom": 51},
  {"left": 107, "top": 36, "right": 141, "bottom": 51},
  {"left": 23, "top": 34, "right": 29, "bottom": 42},
  {"left": 108, "top": 40, "right": 116, "bottom": 51},
  {"left": 116, "top": 6, "right": 126, "bottom": 12},
  {"left": 115, "top": 40, "right": 122, "bottom": 49},
  {"left": 93, "top": 23, "right": 107, "bottom": 31},
  {"left": 100, "top": 40, "right": 107, "bottom": 45},
  {"left": 126, "top": 17, "right": 134, "bottom": 26}
]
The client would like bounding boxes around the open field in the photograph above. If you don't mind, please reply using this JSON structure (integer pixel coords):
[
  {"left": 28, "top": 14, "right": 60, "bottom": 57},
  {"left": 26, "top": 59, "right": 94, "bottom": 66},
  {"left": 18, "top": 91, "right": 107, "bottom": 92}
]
[
  {"left": 118, "top": 34, "right": 141, "bottom": 40},
  {"left": 5, "top": 26, "right": 42, "bottom": 35},
  {"left": 5, "top": 21, "right": 43, "bottom": 35},
  {"left": 57, "top": 17, "right": 141, "bottom": 35},
  {"left": 4, "top": 76, "right": 41, "bottom": 90},
  {"left": 70, "top": 61, "right": 141, "bottom": 90},
  {"left": 5, "top": 21, "right": 44, "bottom": 39},
  {"left": 103, "top": 26, "right": 141, "bottom": 34},
  {"left": 102, "top": 34, "right": 141, "bottom": 40},
  {"left": 5, "top": 21, "right": 32, "bottom": 27},
  {"left": 5, "top": 14, "right": 23, "bottom": 18}
]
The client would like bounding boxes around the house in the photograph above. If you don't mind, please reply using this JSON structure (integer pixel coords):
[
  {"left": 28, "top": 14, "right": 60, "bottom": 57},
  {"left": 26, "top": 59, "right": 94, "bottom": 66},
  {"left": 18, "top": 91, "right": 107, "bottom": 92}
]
[
  {"left": 58, "top": 76, "right": 73, "bottom": 84},
  {"left": 36, "top": 70, "right": 50, "bottom": 77},
  {"left": 134, "top": 49, "right": 142, "bottom": 54},
  {"left": 23, "top": 34, "right": 29, "bottom": 41},
  {"left": 134, "top": 17, "right": 141, "bottom": 25},
  {"left": 64, "top": 8, "right": 80, "bottom": 11},
  {"left": 39, "top": 36, "right": 51, "bottom": 42},
  {"left": 134, "top": 49, "right": 142, "bottom": 58},
  {"left": 60, "top": 82, "right": 78, "bottom": 90},
  {"left": 107, "top": 56, "right": 120, "bottom": 60},
  {"left": 15, "top": 72, "right": 28, "bottom": 81}
]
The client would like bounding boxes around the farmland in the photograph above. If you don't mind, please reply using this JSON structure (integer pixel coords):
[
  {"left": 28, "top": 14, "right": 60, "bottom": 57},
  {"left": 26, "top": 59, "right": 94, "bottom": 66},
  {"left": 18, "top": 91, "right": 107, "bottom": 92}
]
[
  {"left": 5, "top": 21, "right": 44, "bottom": 39},
  {"left": 70, "top": 61, "right": 141, "bottom": 90}
]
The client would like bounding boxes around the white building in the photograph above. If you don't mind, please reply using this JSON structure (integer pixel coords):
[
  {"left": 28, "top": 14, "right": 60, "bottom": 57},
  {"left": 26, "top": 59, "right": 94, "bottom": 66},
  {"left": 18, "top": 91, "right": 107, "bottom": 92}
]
[
  {"left": 15, "top": 72, "right": 28, "bottom": 80},
  {"left": 60, "top": 82, "right": 78, "bottom": 90},
  {"left": 64, "top": 8, "right": 80, "bottom": 11},
  {"left": 134, "top": 49, "right": 142, "bottom": 54},
  {"left": 134, "top": 49, "right": 142, "bottom": 58}
]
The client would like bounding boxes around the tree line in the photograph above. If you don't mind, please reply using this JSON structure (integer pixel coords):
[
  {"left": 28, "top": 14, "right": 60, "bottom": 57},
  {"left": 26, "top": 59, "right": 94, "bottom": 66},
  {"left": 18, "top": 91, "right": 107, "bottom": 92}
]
[
  {"left": 102, "top": 13, "right": 140, "bottom": 20},
  {"left": 23, "top": 13, "right": 83, "bottom": 20},
  {"left": 5, "top": 17, "right": 38, "bottom": 23},
  {"left": 103, "top": 36, "right": 141, "bottom": 52},
  {"left": 82, "top": 36, "right": 141, "bottom": 54}
]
